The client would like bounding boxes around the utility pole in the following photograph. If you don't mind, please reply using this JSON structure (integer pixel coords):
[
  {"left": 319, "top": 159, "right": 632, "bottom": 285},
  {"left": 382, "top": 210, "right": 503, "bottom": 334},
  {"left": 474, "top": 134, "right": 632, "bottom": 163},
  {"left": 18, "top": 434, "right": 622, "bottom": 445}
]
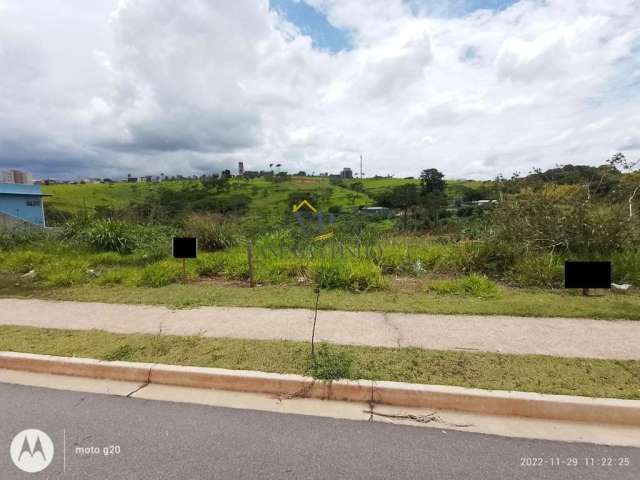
[{"left": 360, "top": 154, "right": 363, "bottom": 179}]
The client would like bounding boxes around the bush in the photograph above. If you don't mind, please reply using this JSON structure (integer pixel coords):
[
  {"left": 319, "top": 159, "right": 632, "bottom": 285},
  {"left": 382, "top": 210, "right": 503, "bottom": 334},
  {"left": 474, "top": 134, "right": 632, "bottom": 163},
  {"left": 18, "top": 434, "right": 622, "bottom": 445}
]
[
  {"left": 222, "top": 252, "right": 249, "bottom": 280},
  {"left": 506, "top": 253, "right": 564, "bottom": 288},
  {"left": 612, "top": 250, "right": 640, "bottom": 285},
  {"left": 307, "top": 343, "right": 353, "bottom": 380},
  {"left": 183, "top": 213, "right": 238, "bottom": 251},
  {"left": 427, "top": 274, "right": 501, "bottom": 298},
  {"left": 137, "top": 261, "right": 184, "bottom": 287},
  {"left": 1, "top": 250, "right": 48, "bottom": 273},
  {"left": 377, "top": 238, "right": 472, "bottom": 275},
  {"left": 312, "top": 260, "right": 386, "bottom": 291},
  {"left": 130, "top": 224, "right": 175, "bottom": 261},
  {"left": 0, "top": 227, "right": 49, "bottom": 250},
  {"left": 40, "top": 260, "right": 89, "bottom": 287},
  {"left": 487, "top": 185, "right": 637, "bottom": 256},
  {"left": 44, "top": 270, "right": 87, "bottom": 287},
  {"left": 195, "top": 254, "right": 227, "bottom": 277},
  {"left": 84, "top": 219, "right": 136, "bottom": 254},
  {"left": 255, "top": 258, "right": 309, "bottom": 283}
]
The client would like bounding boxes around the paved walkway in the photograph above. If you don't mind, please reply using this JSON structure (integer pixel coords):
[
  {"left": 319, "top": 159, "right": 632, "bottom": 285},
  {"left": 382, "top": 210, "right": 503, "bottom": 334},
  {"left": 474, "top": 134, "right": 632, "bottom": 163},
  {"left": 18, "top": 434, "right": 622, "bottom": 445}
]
[{"left": 0, "top": 299, "right": 639, "bottom": 360}]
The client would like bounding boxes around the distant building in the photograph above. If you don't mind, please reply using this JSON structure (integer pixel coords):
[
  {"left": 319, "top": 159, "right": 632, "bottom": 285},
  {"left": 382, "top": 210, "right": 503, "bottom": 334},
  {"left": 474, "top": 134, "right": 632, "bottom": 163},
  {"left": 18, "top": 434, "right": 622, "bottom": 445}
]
[
  {"left": 341, "top": 168, "right": 353, "bottom": 179},
  {"left": 360, "top": 206, "right": 392, "bottom": 218},
  {"left": 127, "top": 174, "right": 138, "bottom": 183},
  {"left": 1, "top": 170, "right": 33, "bottom": 185},
  {"left": 221, "top": 169, "right": 232, "bottom": 179},
  {"left": 0, "top": 183, "right": 49, "bottom": 227},
  {"left": 238, "top": 162, "right": 244, "bottom": 176}
]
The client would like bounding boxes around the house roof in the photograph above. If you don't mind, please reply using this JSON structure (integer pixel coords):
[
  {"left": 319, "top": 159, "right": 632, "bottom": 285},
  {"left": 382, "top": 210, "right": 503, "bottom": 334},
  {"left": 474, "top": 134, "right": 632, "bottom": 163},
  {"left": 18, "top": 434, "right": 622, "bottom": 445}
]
[{"left": 0, "top": 183, "right": 51, "bottom": 196}]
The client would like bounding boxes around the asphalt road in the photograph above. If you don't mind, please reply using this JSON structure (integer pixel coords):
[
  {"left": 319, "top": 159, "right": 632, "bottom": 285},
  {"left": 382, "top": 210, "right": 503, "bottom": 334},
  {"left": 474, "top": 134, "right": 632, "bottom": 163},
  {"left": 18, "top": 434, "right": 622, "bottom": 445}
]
[{"left": 0, "top": 383, "right": 638, "bottom": 480}]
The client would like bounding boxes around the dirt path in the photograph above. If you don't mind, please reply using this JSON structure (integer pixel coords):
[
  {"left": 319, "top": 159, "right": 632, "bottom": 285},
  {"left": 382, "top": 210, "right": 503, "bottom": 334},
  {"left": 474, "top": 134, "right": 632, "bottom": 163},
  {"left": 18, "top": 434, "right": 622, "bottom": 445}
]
[{"left": 0, "top": 298, "right": 638, "bottom": 360}]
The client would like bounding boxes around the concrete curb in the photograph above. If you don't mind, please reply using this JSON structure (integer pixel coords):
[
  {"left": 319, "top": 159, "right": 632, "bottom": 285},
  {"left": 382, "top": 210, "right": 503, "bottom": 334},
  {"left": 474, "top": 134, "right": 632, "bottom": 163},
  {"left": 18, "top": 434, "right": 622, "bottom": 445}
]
[{"left": 1, "top": 351, "right": 639, "bottom": 426}]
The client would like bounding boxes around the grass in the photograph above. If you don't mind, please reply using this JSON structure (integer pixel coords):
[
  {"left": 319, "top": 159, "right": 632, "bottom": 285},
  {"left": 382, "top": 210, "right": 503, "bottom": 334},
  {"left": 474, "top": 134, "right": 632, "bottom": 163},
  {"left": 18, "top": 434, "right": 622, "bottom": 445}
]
[
  {"left": 426, "top": 274, "right": 501, "bottom": 299},
  {"left": 0, "top": 325, "right": 638, "bottom": 399},
  {"left": 2, "top": 275, "right": 640, "bottom": 319},
  {"left": 44, "top": 176, "right": 375, "bottom": 219}
]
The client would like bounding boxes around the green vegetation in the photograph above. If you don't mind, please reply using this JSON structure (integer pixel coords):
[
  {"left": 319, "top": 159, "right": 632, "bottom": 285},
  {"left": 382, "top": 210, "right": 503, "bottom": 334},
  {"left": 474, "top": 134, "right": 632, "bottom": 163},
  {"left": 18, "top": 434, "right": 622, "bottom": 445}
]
[
  {"left": 308, "top": 343, "right": 353, "bottom": 380},
  {"left": 2, "top": 277, "right": 639, "bottom": 320},
  {"left": 2, "top": 160, "right": 639, "bottom": 318},
  {"left": 426, "top": 274, "right": 501, "bottom": 299},
  {"left": 0, "top": 325, "right": 638, "bottom": 398}
]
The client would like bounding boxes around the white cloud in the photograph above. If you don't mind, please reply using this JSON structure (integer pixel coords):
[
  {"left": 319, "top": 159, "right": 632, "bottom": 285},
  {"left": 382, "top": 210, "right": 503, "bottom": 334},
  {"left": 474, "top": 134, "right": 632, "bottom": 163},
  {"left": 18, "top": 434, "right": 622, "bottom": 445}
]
[{"left": 0, "top": 0, "right": 639, "bottom": 180}]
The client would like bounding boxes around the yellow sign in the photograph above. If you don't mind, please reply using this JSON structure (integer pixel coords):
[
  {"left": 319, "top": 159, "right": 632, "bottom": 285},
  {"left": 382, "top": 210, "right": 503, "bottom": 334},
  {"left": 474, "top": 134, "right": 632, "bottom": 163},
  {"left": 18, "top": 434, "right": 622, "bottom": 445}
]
[
  {"left": 292, "top": 199, "right": 317, "bottom": 213},
  {"left": 313, "top": 232, "right": 334, "bottom": 242}
]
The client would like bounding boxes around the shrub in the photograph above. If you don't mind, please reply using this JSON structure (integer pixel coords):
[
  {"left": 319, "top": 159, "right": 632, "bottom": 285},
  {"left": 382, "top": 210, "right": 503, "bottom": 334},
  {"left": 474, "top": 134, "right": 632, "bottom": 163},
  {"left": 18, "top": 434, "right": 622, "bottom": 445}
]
[
  {"left": 44, "top": 270, "right": 87, "bottom": 287},
  {"left": 222, "top": 252, "right": 249, "bottom": 280},
  {"left": 195, "top": 254, "right": 227, "bottom": 277},
  {"left": 377, "top": 239, "right": 472, "bottom": 276},
  {"left": 0, "top": 227, "right": 49, "bottom": 250},
  {"left": 1, "top": 251, "right": 48, "bottom": 273},
  {"left": 307, "top": 343, "right": 353, "bottom": 380},
  {"left": 130, "top": 224, "right": 175, "bottom": 261},
  {"left": 506, "top": 253, "right": 564, "bottom": 288},
  {"left": 85, "top": 219, "right": 136, "bottom": 253},
  {"left": 312, "top": 260, "right": 385, "bottom": 291},
  {"left": 487, "top": 185, "right": 637, "bottom": 256},
  {"left": 611, "top": 250, "right": 640, "bottom": 285},
  {"left": 255, "top": 258, "right": 309, "bottom": 283},
  {"left": 348, "top": 261, "right": 387, "bottom": 291},
  {"left": 38, "top": 259, "right": 90, "bottom": 287},
  {"left": 137, "top": 261, "right": 184, "bottom": 287},
  {"left": 427, "top": 274, "right": 501, "bottom": 298},
  {"left": 183, "top": 213, "right": 238, "bottom": 251}
]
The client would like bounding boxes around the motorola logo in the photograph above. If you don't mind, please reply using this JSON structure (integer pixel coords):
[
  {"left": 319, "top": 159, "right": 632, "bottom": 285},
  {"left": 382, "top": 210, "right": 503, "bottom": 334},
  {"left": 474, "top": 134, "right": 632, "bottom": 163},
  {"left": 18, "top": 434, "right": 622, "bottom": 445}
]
[{"left": 10, "top": 429, "right": 54, "bottom": 473}]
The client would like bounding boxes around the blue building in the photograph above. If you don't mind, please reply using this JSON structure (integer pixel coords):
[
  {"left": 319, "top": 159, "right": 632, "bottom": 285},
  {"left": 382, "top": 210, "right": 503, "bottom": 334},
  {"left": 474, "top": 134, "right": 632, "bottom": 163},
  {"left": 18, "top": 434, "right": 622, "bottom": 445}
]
[{"left": 0, "top": 183, "right": 48, "bottom": 227}]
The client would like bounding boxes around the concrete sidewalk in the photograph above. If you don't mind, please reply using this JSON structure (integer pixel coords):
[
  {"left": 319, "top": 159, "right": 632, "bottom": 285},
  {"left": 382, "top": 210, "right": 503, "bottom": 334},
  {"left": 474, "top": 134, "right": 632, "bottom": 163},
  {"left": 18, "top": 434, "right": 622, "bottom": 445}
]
[{"left": 0, "top": 298, "right": 638, "bottom": 360}]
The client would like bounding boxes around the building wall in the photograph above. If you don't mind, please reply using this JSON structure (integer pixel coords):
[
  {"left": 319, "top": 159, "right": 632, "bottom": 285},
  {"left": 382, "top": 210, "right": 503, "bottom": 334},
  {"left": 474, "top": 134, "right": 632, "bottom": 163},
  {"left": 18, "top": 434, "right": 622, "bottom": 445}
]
[
  {"left": 1, "top": 170, "right": 33, "bottom": 184},
  {"left": 0, "top": 194, "right": 45, "bottom": 226}
]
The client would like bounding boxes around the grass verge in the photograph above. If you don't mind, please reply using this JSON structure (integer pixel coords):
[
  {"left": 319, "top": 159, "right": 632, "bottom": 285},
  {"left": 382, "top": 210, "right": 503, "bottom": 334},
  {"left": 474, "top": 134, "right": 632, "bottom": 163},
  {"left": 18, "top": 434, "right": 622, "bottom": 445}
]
[
  {"left": 1, "top": 275, "right": 640, "bottom": 319},
  {"left": 0, "top": 325, "right": 639, "bottom": 399}
]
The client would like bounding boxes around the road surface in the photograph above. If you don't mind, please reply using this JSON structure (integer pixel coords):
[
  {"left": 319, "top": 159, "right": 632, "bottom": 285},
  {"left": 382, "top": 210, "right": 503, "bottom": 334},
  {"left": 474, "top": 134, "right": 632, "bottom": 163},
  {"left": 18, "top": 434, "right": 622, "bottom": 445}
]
[
  {"left": 0, "top": 382, "right": 638, "bottom": 479},
  {"left": 1, "top": 298, "right": 639, "bottom": 359}
]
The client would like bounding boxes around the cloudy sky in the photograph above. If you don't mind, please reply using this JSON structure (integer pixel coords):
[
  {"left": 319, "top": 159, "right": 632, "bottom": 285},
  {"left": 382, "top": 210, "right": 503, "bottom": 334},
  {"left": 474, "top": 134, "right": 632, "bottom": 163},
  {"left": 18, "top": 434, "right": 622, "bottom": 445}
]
[{"left": 1, "top": 0, "right": 639, "bottom": 180}]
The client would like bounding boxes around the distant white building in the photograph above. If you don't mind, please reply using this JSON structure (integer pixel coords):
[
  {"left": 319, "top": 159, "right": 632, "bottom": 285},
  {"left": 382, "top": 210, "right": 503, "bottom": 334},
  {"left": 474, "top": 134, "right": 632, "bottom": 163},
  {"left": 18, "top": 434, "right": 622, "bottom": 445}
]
[{"left": 1, "top": 170, "right": 33, "bottom": 185}]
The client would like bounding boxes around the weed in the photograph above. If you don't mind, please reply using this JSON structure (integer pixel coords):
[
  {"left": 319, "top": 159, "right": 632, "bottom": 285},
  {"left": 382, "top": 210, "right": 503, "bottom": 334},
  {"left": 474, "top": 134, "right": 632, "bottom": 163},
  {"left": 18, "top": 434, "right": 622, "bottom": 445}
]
[
  {"left": 138, "top": 261, "right": 184, "bottom": 287},
  {"left": 427, "top": 274, "right": 501, "bottom": 299},
  {"left": 307, "top": 343, "right": 353, "bottom": 380}
]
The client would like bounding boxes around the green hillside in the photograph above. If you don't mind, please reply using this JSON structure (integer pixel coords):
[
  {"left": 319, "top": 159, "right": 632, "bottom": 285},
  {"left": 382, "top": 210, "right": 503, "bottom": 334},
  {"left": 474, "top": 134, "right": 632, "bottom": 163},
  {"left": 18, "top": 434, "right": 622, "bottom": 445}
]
[{"left": 43, "top": 176, "right": 485, "bottom": 218}]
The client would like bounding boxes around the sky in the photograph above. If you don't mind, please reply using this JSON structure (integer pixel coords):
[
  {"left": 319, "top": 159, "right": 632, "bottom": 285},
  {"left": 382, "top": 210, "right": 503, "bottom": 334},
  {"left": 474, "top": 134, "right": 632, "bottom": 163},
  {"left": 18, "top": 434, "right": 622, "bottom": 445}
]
[{"left": 0, "top": 0, "right": 639, "bottom": 180}]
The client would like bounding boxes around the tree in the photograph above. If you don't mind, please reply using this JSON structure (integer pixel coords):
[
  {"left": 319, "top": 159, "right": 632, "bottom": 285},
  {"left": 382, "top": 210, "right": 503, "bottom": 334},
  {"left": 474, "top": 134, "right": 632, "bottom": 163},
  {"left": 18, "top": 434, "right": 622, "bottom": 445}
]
[
  {"left": 201, "top": 175, "right": 230, "bottom": 193},
  {"left": 392, "top": 184, "right": 419, "bottom": 230},
  {"left": 419, "top": 169, "right": 446, "bottom": 227},
  {"left": 419, "top": 169, "right": 445, "bottom": 194},
  {"left": 375, "top": 184, "right": 419, "bottom": 230},
  {"left": 608, "top": 153, "right": 640, "bottom": 218}
]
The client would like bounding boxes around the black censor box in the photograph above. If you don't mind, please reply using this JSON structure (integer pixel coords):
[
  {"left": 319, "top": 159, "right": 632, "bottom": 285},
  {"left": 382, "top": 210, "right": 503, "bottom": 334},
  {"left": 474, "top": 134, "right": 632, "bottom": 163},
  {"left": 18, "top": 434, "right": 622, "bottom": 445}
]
[
  {"left": 564, "top": 261, "right": 611, "bottom": 289},
  {"left": 172, "top": 237, "right": 197, "bottom": 259}
]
